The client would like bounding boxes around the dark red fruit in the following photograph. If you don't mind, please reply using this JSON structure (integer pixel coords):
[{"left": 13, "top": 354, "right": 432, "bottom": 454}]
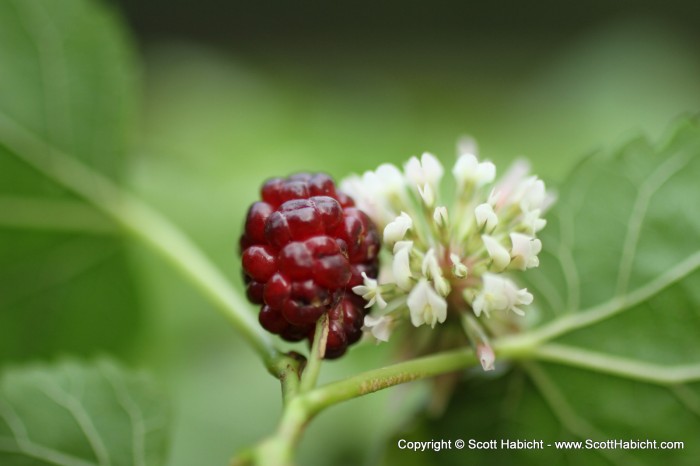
[{"left": 240, "top": 172, "right": 380, "bottom": 359}]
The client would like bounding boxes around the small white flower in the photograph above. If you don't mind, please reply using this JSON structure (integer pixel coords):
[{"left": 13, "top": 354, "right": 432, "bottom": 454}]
[
  {"left": 474, "top": 202, "right": 498, "bottom": 231},
  {"left": 374, "top": 163, "right": 405, "bottom": 195},
  {"left": 392, "top": 240, "right": 414, "bottom": 291},
  {"left": 421, "top": 249, "right": 450, "bottom": 296},
  {"left": 450, "top": 253, "right": 468, "bottom": 278},
  {"left": 363, "top": 314, "right": 394, "bottom": 342},
  {"left": 407, "top": 279, "right": 447, "bottom": 328},
  {"left": 542, "top": 190, "right": 557, "bottom": 212},
  {"left": 404, "top": 152, "right": 444, "bottom": 188},
  {"left": 509, "top": 233, "right": 542, "bottom": 270},
  {"left": 417, "top": 183, "right": 435, "bottom": 207},
  {"left": 433, "top": 206, "right": 449, "bottom": 228},
  {"left": 477, "top": 343, "right": 495, "bottom": 371},
  {"left": 519, "top": 177, "right": 546, "bottom": 213},
  {"left": 339, "top": 175, "right": 366, "bottom": 205},
  {"left": 339, "top": 174, "right": 385, "bottom": 226},
  {"left": 352, "top": 272, "right": 388, "bottom": 309},
  {"left": 472, "top": 273, "right": 533, "bottom": 317},
  {"left": 342, "top": 141, "right": 551, "bottom": 342},
  {"left": 482, "top": 235, "right": 510, "bottom": 272},
  {"left": 384, "top": 212, "right": 413, "bottom": 245},
  {"left": 421, "top": 248, "right": 439, "bottom": 277},
  {"left": 489, "top": 159, "right": 530, "bottom": 209},
  {"left": 339, "top": 163, "right": 406, "bottom": 228},
  {"left": 521, "top": 208, "right": 547, "bottom": 235},
  {"left": 491, "top": 169, "right": 547, "bottom": 215},
  {"left": 452, "top": 153, "right": 496, "bottom": 188}
]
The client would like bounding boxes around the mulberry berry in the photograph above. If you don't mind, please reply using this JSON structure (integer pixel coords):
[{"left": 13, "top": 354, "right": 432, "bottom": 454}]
[{"left": 240, "top": 173, "right": 380, "bottom": 359}]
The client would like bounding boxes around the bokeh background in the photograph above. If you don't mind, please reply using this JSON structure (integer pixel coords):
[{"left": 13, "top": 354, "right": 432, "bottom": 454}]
[{"left": 3, "top": 0, "right": 700, "bottom": 464}]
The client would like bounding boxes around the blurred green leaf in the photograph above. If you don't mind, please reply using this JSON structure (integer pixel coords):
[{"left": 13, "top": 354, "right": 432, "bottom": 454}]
[
  {"left": 0, "top": 0, "right": 142, "bottom": 362},
  {"left": 383, "top": 119, "right": 700, "bottom": 465},
  {"left": 0, "top": 358, "right": 169, "bottom": 466},
  {"left": 133, "top": 37, "right": 700, "bottom": 464}
]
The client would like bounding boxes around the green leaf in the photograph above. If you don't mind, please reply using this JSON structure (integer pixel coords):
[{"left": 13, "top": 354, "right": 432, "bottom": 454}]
[
  {"left": 0, "top": 359, "right": 169, "bottom": 466},
  {"left": 383, "top": 119, "right": 700, "bottom": 465},
  {"left": 0, "top": 0, "right": 143, "bottom": 362}
]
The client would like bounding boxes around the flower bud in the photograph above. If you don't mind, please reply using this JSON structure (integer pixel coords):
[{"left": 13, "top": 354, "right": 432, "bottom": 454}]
[
  {"left": 363, "top": 314, "right": 394, "bottom": 342},
  {"left": 383, "top": 212, "right": 413, "bottom": 245},
  {"left": 482, "top": 235, "right": 510, "bottom": 272},
  {"left": 392, "top": 240, "right": 414, "bottom": 291},
  {"left": 477, "top": 343, "right": 495, "bottom": 371},
  {"left": 404, "top": 152, "right": 444, "bottom": 188},
  {"left": 472, "top": 273, "right": 533, "bottom": 317},
  {"left": 509, "top": 233, "right": 542, "bottom": 270},
  {"left": 474, "top": 203, "right": 498, "bottom": 231},
  {"left": 433, "top": 206, "right": 449, "bottom": 228},
  {"left": 418, "top": 183, "right": 435, "bottom": 207},
  {"left": 452, "top": 153, "right": 496, "bottom": 188},
  {"left": 450, "top": 253, "right": 468, "bottom": 278}
]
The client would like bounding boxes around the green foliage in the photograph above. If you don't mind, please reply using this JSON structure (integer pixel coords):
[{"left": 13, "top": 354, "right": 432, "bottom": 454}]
[
  {"left": 0, "top": 2, "right": 173, "bottom": 465},
  {"left": 1, "top": 0, "right": 700, "bottom": 465},
  {"left": 384, "top": 121, "right": 700, "bottom": 465},
  {"left": 0, "top": 358, "right": 169, "bottom": 466},
  {"left": 0, "top": 0, "right": 141, "bottom": 362}
]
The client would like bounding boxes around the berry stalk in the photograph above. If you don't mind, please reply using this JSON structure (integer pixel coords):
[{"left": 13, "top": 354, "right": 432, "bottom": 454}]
[{"left": 299, "top": 314, "right": 329, "bottom": 392}]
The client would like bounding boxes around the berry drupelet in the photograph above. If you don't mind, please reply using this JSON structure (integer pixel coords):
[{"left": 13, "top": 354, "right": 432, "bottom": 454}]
[{"left": 240, "top": 173, "right": 380, "bottom": 359}]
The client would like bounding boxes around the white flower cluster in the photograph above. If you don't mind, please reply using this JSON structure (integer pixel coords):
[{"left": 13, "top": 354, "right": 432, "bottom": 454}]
[{"left": 342, "top": 143, "right": 553, "bottom": 357}]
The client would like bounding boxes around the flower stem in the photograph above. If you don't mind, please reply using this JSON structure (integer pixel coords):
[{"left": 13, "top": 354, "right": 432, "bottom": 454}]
[
  {"left": 300, "top": 314, "right": 328, "bottom": 392},
  {"left": 304, "top": 346, "right": 478, "bottom": 412},
  {"left": 274, "top": 353, "right": 305, "bottom": 405},
  {"left": 241, "top": 346, "right": 482, "bottom": 466}
]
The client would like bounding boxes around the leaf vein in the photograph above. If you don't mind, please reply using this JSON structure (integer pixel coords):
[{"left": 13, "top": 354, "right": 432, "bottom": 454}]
[
  {"left": 524, "top": 362, "right": 641, "bottom": 466},
  {"left": 0, "top": 398, "right": 31, "bottom": 449},
  {"left": 533, "top": 343, "right": 700, "bottom": 385},
  {"left": 527, "top": 254, "right": 566, "bottom": 315},
  {"left": 13, "top": 0, "right": 75, "bottom": 152},
  {"left": 509, "top": 249, "right": 700, "bottom": 345},
  {"left": 99, "top": 362, "right": 147, "bottom": 466},
  {"left": 0, "top": 436, "right": 98, "bottom": 466},
  {"left": 669, "top": 385, "right": 700, "bottom": 419},
  {"left": 36, "top": 377, "right": 112, "bottom": 466},
  {"left": 615, "top": 149, "right": 695, "bottom": 295},
  {"left": 557, "top": 209, "right": 580, "bottom": 312}
]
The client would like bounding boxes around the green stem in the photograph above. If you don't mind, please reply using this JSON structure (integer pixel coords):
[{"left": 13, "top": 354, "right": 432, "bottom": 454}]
[
  {"left": 299, "top": 314, "right": 328, "bottom": 393},
  {"left": 274, "top": 353, "right": 304, "bottom": 405},
  {"left": 304, "top": 347, "right": 479, "bottom": 412},
  {"left": 247, "top": 347, "right": 482, "bottom": 465},
  {"left": 493, "top": 249, "right": 700, "bottom": 357},
  {"left": 239, "top": 327, "right": 540, "bottom": 465},
  {"left": 0, "top": 111, "right": 280, "bottom": 372},
  {"left": 461, "top": 313, "right": 490, "bottom": 346}
]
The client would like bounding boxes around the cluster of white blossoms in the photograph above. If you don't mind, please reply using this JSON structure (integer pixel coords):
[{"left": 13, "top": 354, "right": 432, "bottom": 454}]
[{"left": 342, "top": 140, "right": 553, "bottom": 370}]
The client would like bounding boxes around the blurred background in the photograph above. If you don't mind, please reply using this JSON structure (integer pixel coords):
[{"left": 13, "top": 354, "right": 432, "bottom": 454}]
[
  {"left": 101, "top": 1, "right": 700, "bottom": 465},
  {"left": 3, "top": 0, "right": 700, "bottom": 464}
]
